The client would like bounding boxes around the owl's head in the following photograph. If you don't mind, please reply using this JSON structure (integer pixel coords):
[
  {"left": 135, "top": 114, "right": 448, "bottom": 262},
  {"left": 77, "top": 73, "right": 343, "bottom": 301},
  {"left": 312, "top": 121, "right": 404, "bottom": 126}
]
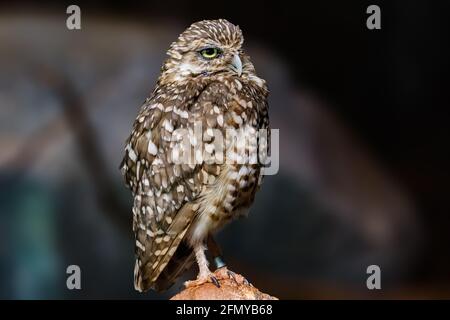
[{"left": 162, "top": 19, "right": 249, "bottom": 81}]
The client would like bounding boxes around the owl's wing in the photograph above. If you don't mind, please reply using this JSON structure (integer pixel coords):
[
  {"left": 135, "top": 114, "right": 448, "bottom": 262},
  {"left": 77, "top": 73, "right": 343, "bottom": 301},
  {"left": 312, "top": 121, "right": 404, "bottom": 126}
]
[{"left": 121, "top": 82, "right": 226, "bottom": 292}]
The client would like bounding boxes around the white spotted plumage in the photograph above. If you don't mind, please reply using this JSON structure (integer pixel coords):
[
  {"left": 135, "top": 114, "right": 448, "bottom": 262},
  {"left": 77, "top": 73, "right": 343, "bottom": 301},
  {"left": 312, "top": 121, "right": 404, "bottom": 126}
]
[{"left": 121, "top": 19, "right": 269, "bottom": 292}]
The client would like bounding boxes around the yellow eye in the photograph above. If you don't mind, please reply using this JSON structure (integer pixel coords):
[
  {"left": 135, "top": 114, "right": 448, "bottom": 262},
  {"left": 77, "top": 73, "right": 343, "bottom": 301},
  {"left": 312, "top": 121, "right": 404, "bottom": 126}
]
[{"left": 200, "top": 47, "right": 221, "bottom": 59}]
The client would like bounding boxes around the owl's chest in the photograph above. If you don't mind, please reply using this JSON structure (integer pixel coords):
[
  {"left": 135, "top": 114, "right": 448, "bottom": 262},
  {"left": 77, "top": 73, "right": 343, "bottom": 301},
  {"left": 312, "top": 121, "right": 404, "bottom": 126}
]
[
  {"left": 207, "top": 151, "right": 260, "bottom": 225},
  {"left": 219, "top": 163, "right": 260, "bottom": 216},
  {"left": 205, "top": 86, "right": 266, "bottom": 221},
  {"left": 185, "top": 78, "right": 268, "bottom": 245},
  {"left": 187, "top": 162, "right": 260, "bottom": 245}
]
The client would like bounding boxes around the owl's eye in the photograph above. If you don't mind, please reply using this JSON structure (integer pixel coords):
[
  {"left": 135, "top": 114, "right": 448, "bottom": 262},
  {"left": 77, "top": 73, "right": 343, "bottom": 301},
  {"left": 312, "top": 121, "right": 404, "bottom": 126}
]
[{"left": 199, "top": 47, "right": 221, "bottom": 59}]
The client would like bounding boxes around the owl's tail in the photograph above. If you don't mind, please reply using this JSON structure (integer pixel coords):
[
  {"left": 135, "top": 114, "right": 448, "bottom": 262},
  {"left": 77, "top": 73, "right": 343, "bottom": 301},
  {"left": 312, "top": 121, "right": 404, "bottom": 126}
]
[
  {"left": 153, "top": 241, "right": 195, "bottom": 291},
  {"left": 134, "top": 203, "right": 196, "bottom": 292},
  {"left": 134, "top": 239, "right": 195, "bottom": 292}
]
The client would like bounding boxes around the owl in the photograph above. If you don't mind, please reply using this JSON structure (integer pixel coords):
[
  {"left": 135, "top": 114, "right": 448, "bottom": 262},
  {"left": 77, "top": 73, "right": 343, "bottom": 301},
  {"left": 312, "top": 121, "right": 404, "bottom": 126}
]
[{"left": 121, "top": 19, "right": 269, "bottom": 292}]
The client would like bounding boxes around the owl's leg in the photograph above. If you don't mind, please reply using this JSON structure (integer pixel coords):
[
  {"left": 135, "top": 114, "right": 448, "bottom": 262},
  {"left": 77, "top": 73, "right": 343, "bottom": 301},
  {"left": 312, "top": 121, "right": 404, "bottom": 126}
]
[
  {"left": 207, "top": 234, "right": 226, "bottom": 269},
  {"left": 194, "top": 243, "right": 212, "bottom": 280},
  {"left": 184, "top": 243, "right": 220, "bottom": 288},
  {"left": 207, "top": 234, "right": 251, "bottom": 286}
]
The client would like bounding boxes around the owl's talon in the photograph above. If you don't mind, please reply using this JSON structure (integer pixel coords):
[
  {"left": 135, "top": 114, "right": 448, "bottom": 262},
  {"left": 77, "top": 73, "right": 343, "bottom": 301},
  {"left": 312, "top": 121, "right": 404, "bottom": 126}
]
[
  {"left": 235, "top": 273, "right": 251, "bottom": 286},
  {"left": 214, "top": 267, "right": 251, "bottom": 286},
  {"left": 227, "top": 270, "right": 239, "bottom": 285},
  {"left": 210, "top": 276, "right": 221, "bottom": 288},
  {"left": 184, "top": 273, "right": 221, "bottom": 289}
]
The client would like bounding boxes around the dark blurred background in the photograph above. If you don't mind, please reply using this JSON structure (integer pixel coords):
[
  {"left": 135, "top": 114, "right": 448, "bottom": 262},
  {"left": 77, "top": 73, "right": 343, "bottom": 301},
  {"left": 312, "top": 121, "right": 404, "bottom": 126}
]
[{"left": 1, "top": 0, "right": 449, "bottom": 299}]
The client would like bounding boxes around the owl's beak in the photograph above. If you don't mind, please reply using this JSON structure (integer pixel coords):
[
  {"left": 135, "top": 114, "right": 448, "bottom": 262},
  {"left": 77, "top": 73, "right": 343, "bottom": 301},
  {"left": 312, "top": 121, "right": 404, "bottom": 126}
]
[{"left": 229, "top": 54, "right": 242, "bottom": 76}]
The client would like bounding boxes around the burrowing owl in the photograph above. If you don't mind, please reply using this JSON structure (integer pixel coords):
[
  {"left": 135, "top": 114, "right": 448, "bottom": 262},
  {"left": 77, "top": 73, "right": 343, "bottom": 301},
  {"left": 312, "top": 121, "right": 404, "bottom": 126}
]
[{"left": 121, "top": 19, "right": 269, "bottom": 292}]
